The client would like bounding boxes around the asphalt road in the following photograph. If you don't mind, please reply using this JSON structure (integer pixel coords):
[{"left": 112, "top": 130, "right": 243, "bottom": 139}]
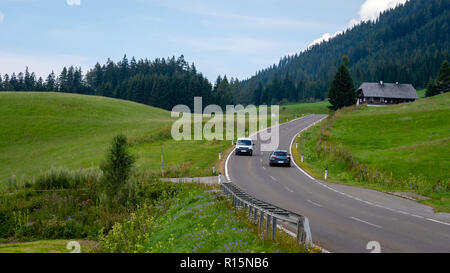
[{"left": 226, "top": 114, "right": 450, "bottom": 253}]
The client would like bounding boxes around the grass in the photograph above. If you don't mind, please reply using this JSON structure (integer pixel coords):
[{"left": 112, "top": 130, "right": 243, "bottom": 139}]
[
  {"left": 293, "top": 93, "right": 450, "bottom": 212},
  {"left": 0, "top": 164, "right": 308, "bottom": 253},
  {"left": 0, "top": 92, "right": 334, "bottom": 186},
  {"left": 279, "top": 101, "right": 331, "bottom": 121},
  {"left": 0, "top": 239, "right": 97, "bottom": 253},
  {"left": 0, "top": 92, "right": 232, "bottom": 186},
  {"left": 99, "top": 184, "right": 310, "bottom": 253},
  {"left": 416, "top": 89, "right": 426, "bottom": 98}
]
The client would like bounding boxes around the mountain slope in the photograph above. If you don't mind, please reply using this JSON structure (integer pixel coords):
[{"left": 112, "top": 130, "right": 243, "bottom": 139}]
[{"left": 243, "top": 0, "right": 449, "bottom": 101}]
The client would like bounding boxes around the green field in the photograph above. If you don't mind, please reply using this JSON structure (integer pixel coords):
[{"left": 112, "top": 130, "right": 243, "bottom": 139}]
[
  {"left": 294, "top": 93, "right": 450, "bottom": 212},
  {"left": 0, "top": 92, "right": 232, "bottom": 186},
  {"left": 0, "top": 92, "right": 334, "bottom": 186},
  {"left": 280, "top": 100, "right": 331, "bottom": 119}
]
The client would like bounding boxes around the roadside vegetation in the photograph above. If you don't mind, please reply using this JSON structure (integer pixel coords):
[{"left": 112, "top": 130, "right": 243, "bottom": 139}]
[
  {"left": 0, "top": 117, "right": 311, "bottom": 253},
  {"left": 293, "top": 92, "right": 450, "bottom": 212},
  {"left": 98, "top": 185, "right": 308, "bottom": 253}
]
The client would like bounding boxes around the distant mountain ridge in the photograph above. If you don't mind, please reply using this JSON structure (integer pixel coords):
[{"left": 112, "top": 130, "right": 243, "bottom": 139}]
[{"left": 241, "top": 0, "right": 449, "bottom": 103}]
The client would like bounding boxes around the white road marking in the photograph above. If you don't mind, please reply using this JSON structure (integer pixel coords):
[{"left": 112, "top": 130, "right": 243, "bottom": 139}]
[
  {"left": 285, "top": 187, "right": 294, "bottom": 193},
  {"left": 426, "top": 218, "right": 450, "bottom": 227},
  {"left": 225, "top": 114, "right": 310, "bottom": 183},
  {"left": 288, "top": 121, "right": 450, "bottom": 228},
  {"left": 308, "top": 200, "right": 323, "bottom": 207},
  {"left": 350, "top": 217, "right": 382, "bottom": 229},
  {"left": 270, "top": 176, "right": 278, "bottom": 182},
  {"left": 262, "top": 166, "right": 266, "bottom": 170}
]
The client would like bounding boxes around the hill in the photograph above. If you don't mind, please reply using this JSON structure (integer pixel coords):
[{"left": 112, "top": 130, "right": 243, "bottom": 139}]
[
  {"left": 294, "top": 93, "right": 450, "bottom": 211},
  {"left": 0, "top": 92, "right": 230, "bottom": 186},
  {"left": 241, "top": 0, "right": 449, "bottom": 103}
]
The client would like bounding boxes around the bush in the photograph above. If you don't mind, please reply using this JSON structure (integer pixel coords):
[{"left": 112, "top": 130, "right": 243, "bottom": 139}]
[
  {"left": 98, "top": 204, "right": 157, "bottom": 253},
  {"left": 100, "top": 134, "right": 136, "bottom": 207}
]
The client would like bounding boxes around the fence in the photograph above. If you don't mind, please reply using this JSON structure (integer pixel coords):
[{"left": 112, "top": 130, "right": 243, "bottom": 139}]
[{"left": 220, "top": 182, "right": 313, "bottom": 247}]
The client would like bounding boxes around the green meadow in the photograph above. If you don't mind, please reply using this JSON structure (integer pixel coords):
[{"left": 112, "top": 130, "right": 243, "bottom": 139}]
[
  {"left": 294, "top": 92, "right": 450, "bottom": 212},
  {"left": 0, "top": 92, "right": 232, "bottom": 186}
]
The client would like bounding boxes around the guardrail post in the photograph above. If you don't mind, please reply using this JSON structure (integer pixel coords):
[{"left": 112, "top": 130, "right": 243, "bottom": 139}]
[
  {"left": 248, "top": 206, "right": 252, "bottom": 218},
  {"left": 296, "top": 218, "right": 304, "bottom": 245},
  {"left": 296, "top": 216, "right": 313, "bottom": 246},
  {"left": 259, "top": 211, "right": 264, "bottom": 231},
  {"left": 266, "top": 214, "right": 271, "bottom": 238},
  {"left": 303, "top": 216, "right": 313, "bottom": 246},
  {"left": 254, "top": 208, "right": 258, "bottom": 223},
  {"left": 272, "top": 217, "right": 277, "bottom": 240}
]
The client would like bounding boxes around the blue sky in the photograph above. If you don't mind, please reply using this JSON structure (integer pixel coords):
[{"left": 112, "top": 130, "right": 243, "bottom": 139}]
[{"left": 0, "top": 0, "right": 407, "bottom": 81}]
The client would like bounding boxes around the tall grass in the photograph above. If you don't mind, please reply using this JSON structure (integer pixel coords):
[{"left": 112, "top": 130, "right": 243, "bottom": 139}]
[{"left": 295, "top": 100, "right": 450, "bottom": 201}]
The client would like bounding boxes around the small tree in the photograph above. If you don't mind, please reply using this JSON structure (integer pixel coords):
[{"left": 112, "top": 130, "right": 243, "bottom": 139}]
[
  {"left": 101, "top": 134, "right": 136, "bottom": 207},
  {"left": 328, "top": 56, "right": 356, "bottom": 110},
  {"left": 426, "top": 77, "right": 437, "bottom": 97},
  {"left": 435, "top": 60, "right": 450, "bottom": 94}
]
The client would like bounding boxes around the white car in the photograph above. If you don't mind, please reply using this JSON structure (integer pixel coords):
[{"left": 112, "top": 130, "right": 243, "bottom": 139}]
[{"left": 235, "top": 137, "right": 255, "bottom": 156}]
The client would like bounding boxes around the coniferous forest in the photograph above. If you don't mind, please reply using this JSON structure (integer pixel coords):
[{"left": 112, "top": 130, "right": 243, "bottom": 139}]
[
  {"left": 240, "top": 0, "right": 449, "bottom": 104},
  {"left": 0, "top": 0, "right": 449, "bottom": 109}
]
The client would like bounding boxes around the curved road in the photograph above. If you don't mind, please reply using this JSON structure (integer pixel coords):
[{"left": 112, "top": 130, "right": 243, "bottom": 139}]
[{"left": 226, "top": 114, "right": 450, "bottom": 253}]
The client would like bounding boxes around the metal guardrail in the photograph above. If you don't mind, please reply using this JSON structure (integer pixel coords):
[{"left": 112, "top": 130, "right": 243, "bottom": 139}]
[{"left": 220, "top": 181, "right": 313, "bottom": 247}]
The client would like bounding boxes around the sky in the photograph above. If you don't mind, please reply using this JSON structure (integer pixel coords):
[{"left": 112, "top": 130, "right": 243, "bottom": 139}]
[{"left": 0, "top": 0, "right": 407, "bottom": 81}]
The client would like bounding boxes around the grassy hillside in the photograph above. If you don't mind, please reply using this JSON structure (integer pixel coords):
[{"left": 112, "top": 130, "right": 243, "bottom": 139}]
[
  {"left": 280, "top": 101, "right": 331, "bottom": 118},
  {"left": 294, "top": 93, "right": 450, "bottom": 211},
  {"left": 0, "top": 92, "right": 229, "bottom": 186}
]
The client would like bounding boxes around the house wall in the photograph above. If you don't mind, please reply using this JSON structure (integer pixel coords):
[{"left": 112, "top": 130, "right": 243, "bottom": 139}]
[{"left": 360, "top": 97, "right": 415, "bottom": 105}]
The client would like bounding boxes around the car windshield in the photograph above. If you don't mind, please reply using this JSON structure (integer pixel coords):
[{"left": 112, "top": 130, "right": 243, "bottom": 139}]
[
  {"left": 274, "top": 151, "right": 288, "bottom": 156},
  {"left": 237, "top": 140, "right": 252, "bottom": 146}
]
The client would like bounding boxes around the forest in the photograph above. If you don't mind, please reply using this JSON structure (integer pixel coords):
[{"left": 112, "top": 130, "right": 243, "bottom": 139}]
[{"left": 240, "top": 0, "right": 449, "bottom": 104}]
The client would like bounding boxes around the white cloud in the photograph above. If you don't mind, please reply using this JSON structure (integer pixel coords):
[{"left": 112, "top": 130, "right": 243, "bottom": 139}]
[
  {"left": 359, "top": 0, "right": 408, "bottom": 21},
  {"left": 0, "top": 51, "right": 91, "bottom": 78},
  {"left": 309, "top": 0, "right": 408, "bottom": 47},
  {"left": 308, "top": 31, "right": 342, "bottom": 48},
  {"left": 0, "top": 11, "right": 4, "bottom": 23},
  {"left": 66, "top": 0, "right": 81, "bottom": 6}
]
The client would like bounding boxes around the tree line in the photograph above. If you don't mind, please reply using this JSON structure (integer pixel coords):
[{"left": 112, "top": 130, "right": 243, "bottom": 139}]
[{"left": 0, "top": 56, "right": 220, "bottom": 110}]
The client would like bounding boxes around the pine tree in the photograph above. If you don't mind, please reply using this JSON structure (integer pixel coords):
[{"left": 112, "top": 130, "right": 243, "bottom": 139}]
[
  {"left": 45, "top": 71, "right": 57, "bottom": 91},
  {"left": 434, "top": 60, "right": 450, "bottom": 94},
  {"left": 426, "top": 77, "right": 437, "bottom": 97},
  {"left": 328, "top": 56, "right": 356, "bottom": 110}
]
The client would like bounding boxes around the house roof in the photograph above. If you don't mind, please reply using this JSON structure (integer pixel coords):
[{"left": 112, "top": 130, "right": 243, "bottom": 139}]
[{"left": 358, "top": 82, "right": 418, "bottom": 99}]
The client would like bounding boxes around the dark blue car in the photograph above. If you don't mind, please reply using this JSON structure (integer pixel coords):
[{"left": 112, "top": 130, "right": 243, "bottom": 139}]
[{"left": 269, "top": 150, "right": 291, "bottom": 167}]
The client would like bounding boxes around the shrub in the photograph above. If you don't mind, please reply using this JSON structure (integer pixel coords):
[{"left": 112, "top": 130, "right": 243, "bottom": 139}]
[
  {"left": 98, "top": 204, "right": 157, "bottom": 253},
  {"left": 100, "top": 134, "right": 136, "bottom": 207}
]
